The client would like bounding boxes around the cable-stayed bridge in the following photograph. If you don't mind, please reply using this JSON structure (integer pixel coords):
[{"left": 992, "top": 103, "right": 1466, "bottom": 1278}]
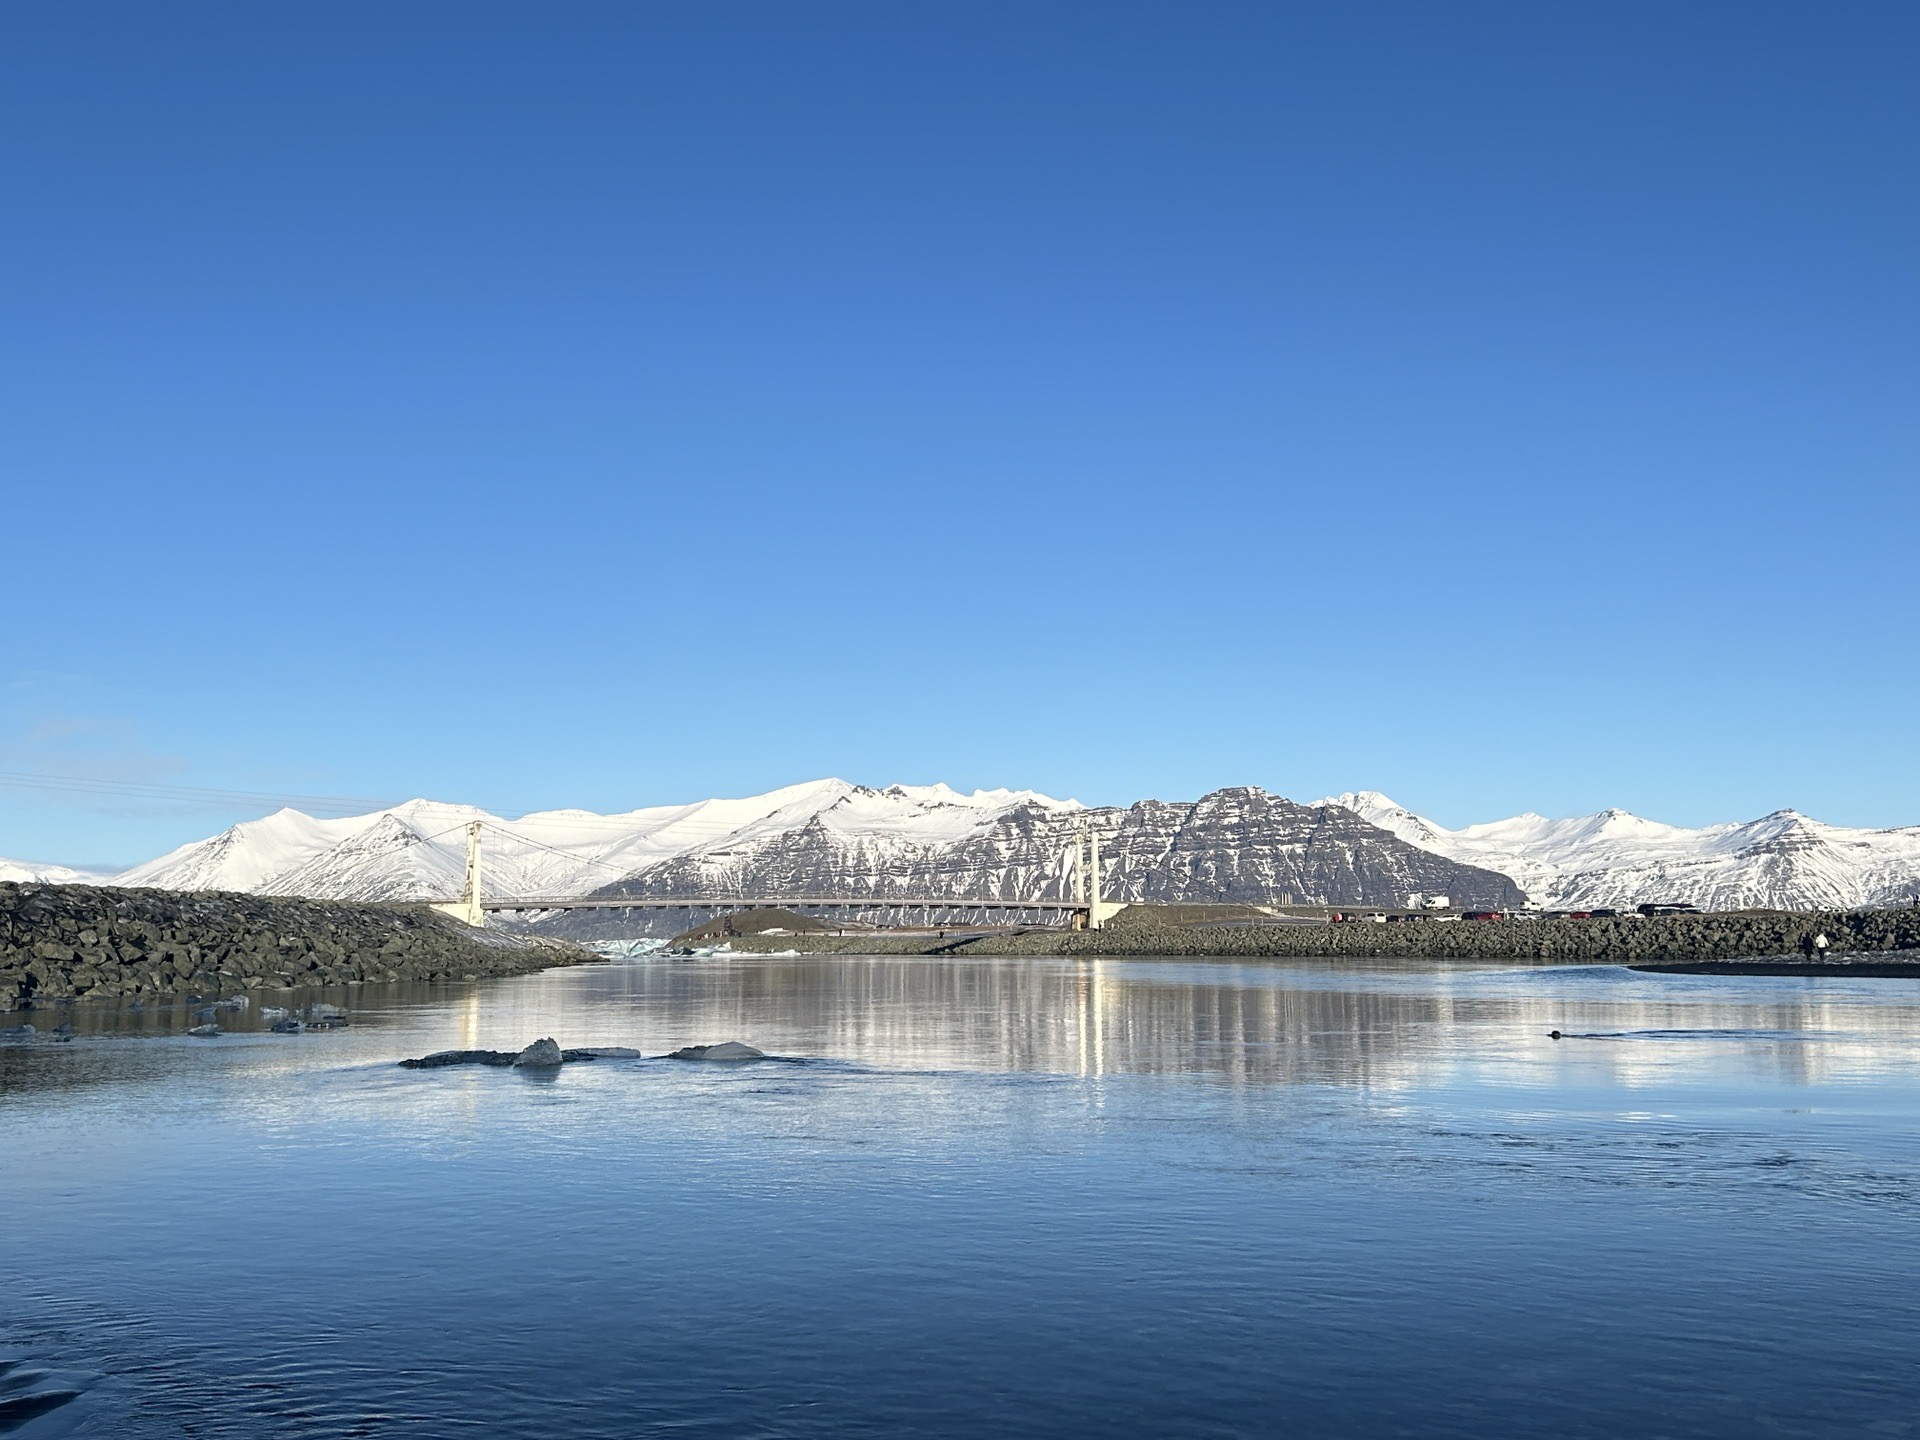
[{"left": 425, "top": 822, "right": 1126, "bottom": 931}]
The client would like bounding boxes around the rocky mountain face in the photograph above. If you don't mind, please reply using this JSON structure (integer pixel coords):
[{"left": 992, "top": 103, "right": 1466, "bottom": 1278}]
[{"left": 556, "top": 785, "right": 1523, "bottom": 934}]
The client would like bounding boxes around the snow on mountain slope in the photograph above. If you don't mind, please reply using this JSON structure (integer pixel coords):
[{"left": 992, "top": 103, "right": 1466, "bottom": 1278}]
[
  {"left": 114, "top": 807, "right": 371, "bottom": 893},
  {"left": 107, "top": 782, "right": 1073, "bottom": 903},
  {"left": 576, "top": 786, "right": 1525, "bottom": 924},
  {"left": 1321, "top": 791, "right": 1920, "bottom": 910},
  {"left": 0, "top": 856, "right": 116, "bottom": 885}
]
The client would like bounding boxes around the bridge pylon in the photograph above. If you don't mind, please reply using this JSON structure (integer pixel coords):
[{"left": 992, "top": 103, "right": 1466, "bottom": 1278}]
[
  {"left": 432, "top": 820, "right": 486, "bottom": 928},
  {"left": 1072, "top": 823, "right": 1126, "bottom": 931}
]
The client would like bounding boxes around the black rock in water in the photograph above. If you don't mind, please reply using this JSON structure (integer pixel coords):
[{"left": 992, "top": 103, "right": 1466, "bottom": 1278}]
[
  {"left": 400, "top": 1046, "right": 603, "bottom": 1069},
  {"left": 401, "top": 1049, "right": 518, "bottom": 1068}
]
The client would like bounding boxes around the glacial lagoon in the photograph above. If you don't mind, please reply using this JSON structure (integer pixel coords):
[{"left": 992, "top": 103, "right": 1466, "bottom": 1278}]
[{"left": 4, "top": 954, "right": 1920, "bottom": 1437}]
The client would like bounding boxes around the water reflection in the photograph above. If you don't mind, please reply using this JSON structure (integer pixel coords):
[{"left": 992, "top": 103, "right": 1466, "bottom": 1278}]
[{"left": 546, "top": 955, "right": 1920, "bottom": 1092}]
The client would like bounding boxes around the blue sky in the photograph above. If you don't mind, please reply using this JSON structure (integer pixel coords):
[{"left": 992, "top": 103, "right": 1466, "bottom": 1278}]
[{"left": 3, "top": 1, "right": 1916, "bottom": 866}]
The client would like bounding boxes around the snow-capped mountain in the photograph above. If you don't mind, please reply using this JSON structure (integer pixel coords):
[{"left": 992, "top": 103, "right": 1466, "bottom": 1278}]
[
  {"left": 111, "top": 782, "right": 1067, "bottom": 904},
  {"left": 1323, "top": 791, "right": 1920, "bottom": 911},
  {"left": 0, "top": 856, "right": 114, "bottom": 885}
]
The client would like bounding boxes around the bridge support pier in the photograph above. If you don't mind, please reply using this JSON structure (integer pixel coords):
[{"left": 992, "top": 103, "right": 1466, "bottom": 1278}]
[{"left": 1073, "top": 825, "right": 1126, "bottom": 931}]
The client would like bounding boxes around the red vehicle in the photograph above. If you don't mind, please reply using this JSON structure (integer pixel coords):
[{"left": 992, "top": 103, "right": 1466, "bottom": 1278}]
[{"left": 1463, "top": 911, "right": 1506, "bottom": 922}]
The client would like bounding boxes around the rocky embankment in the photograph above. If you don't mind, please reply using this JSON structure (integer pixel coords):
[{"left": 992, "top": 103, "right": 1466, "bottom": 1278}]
[
  {"left": 721, "top": 905, "right": 1920, "bottom": 965},
  {"left": 2, "top": 882, "right": 596, "bottom": 1012}
]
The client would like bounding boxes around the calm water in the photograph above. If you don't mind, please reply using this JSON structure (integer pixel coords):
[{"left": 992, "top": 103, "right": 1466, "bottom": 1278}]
[{"left": 4, "top": 954, "right": 1919, "bottom": 1438}]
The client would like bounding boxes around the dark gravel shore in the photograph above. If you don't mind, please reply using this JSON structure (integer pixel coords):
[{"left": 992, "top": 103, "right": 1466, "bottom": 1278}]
[
  {"left": 724, "top": 904, "right": 1920, "bottom": 966},
  {"left": 2, "top": 881, "right": 597, "bottom": 1012}
]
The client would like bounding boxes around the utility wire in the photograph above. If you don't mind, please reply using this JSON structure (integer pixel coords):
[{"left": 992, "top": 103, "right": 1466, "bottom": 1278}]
[
  {"left": 0, "top": 769, "right": 865, "bottom": 829},
  {"left": 401, "top": 819, "right": 643, "bottom": 880},
  {"left": 3, "top": 772, "right": 1085, "bottom": 846},
  {"left": 0, "top": 770, "right": 403, "bottom": 816},
  {"left": 0, "top": 770, "right": 661, "bottom": 825},
  {"left": 477, "top": 821, "right": 638, "bottom": 876}
]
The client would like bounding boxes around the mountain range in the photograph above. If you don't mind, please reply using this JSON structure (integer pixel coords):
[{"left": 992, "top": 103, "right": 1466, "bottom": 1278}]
[
  {"left": 5, "top": 780, "right": 1917, "bottom": 917},
  {"left": 1325, "top": 792, "right": 1920, "bottom": 912}
]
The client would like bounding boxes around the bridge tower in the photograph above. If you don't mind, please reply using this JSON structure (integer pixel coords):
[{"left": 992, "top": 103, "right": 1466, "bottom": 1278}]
[
  {"left": 1072, "top": 823, "right": 1126, "bottom": 931},
  {"left": 432, "top": 821, "right": 485, "bottom": 928}
]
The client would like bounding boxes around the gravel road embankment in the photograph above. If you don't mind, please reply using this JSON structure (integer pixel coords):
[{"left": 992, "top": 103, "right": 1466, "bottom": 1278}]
[
  {"left": 2, "top": 881, "right": 597, "bottom": 1011},
  {"left": 722, "top": 906, "right": 1920, "bottom": 965}
]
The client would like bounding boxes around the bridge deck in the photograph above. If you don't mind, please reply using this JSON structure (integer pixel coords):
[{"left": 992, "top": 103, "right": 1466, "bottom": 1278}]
[{"left": 469, "top": 896, "right": 1084, "bottom": 913}]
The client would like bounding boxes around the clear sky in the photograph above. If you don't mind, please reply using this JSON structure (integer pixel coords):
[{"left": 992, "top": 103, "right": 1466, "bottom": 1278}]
[{"left": 3, "top": 1, "right": 1916, "bottom": 866}]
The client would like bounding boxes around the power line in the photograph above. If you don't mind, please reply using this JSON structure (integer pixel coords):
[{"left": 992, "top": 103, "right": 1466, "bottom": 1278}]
[
  {"left": 0, "top": 770, "right": 654, "bottom": 825},
  {"left": 394, "top": 819, "right": 645, "bottom": 879},
  {"left": 0, "top": 770, "right": 1083, "bottom": 837},
  {"left": 477, "top": 821, "right": 639, "bottom": 875},
  {"left": 0, "top": 770, "right": 403, "bottom": 817}
]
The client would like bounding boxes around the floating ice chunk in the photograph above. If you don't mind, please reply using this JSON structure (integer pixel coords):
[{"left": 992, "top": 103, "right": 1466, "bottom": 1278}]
[{"left": 667, "top": 1041, "right": 766, "bottom": 1061}]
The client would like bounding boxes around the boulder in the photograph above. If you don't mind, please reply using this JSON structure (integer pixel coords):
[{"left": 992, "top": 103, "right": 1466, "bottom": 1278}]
[
  {"left": 513, "top": 1037, "right": 564, "bottom": 1068},
  {"left": 667, "top": 1041, "right": 766, "bottom": 1061}
]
